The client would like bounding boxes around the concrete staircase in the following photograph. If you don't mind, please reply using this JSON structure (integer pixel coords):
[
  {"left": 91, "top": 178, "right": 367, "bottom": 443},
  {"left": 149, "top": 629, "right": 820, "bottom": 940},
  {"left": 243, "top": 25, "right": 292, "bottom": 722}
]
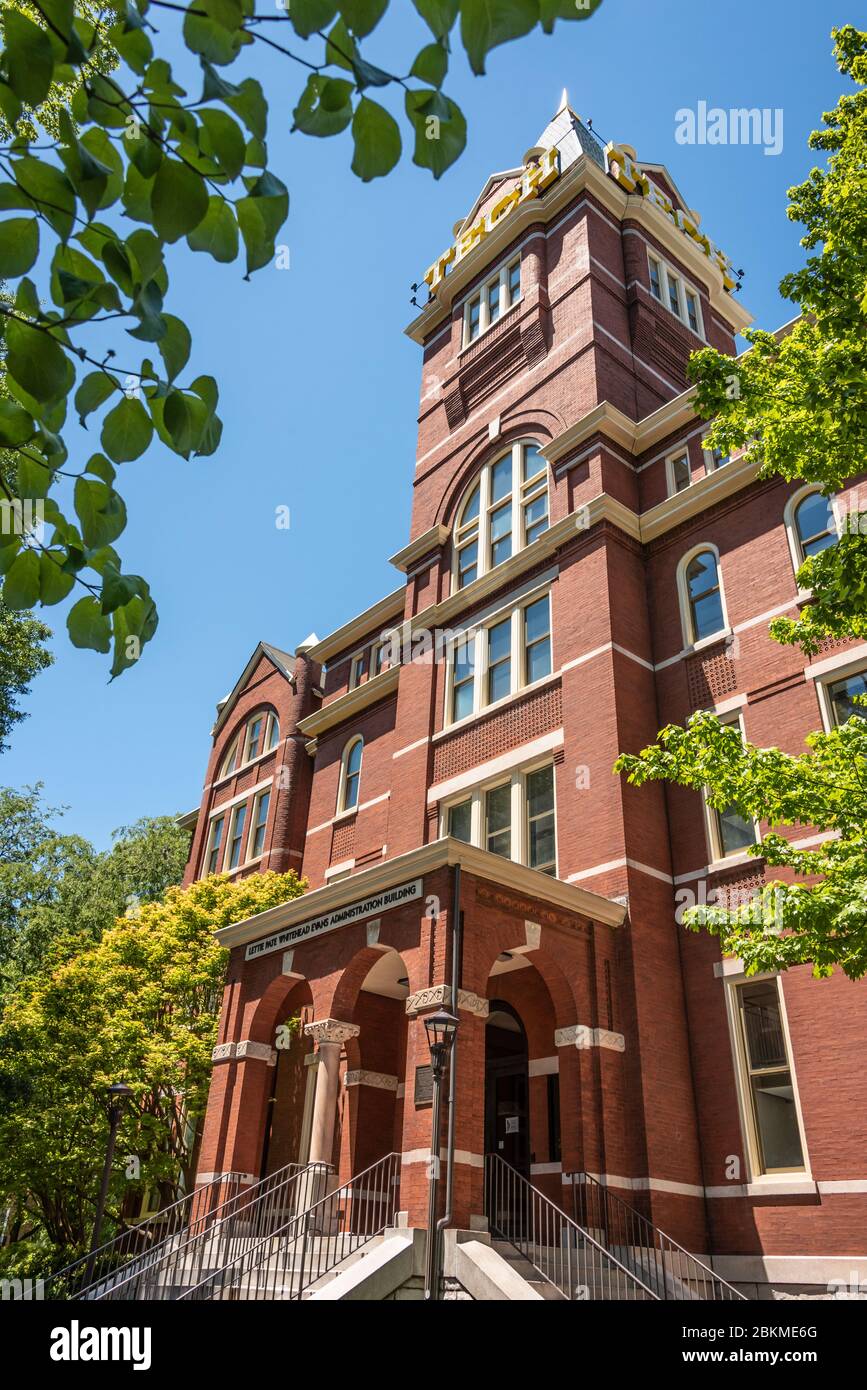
[{"left": 491, "top": 1241, "right": 566, "bottom": 1299}]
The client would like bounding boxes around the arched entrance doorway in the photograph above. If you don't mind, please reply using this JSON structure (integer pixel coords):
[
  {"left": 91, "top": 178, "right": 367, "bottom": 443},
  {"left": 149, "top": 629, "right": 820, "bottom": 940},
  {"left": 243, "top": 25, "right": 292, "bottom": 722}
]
[
  {"left": 259, "top": 987, "right": 315, "bottom": 1179},
  {"left": 484, "top": 1001, "right": 530, "bottom": 1177}
]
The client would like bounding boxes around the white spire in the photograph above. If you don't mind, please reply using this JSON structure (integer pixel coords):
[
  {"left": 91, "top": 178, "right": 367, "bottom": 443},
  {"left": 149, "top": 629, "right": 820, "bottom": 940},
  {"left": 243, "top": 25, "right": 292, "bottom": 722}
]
[{"left": 557, "top": 88, "right": 569, "bottom": 114}]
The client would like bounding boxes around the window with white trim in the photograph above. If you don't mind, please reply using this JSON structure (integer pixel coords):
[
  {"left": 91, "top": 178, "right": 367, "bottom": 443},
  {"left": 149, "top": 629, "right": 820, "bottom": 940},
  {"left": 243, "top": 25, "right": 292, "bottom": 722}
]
[
  {"left": 445, "top": 591, "right": 552, "bottom": 727},
  {"left": 793, "top": 489, "right": 836, "bottom": 564},
  {"left": 442, "top": 761, "right": 557, "bottom": 874},
  {"left": 227, "top": 803, "right": 248, "bottom": 870},
  {"left": 704, "top": 713, "right": 757, "bottom": 862},
  {"left": 338, "top": 735, "right": 363, "bottom": 813},
  {"left": 826, "top": 667, "right": 867, "bottom": 727},
  {"left": 730, "top": 977, "right": 806, "bottom": 1175},
  {"left": 463, "top": 255, "right": 521, "bottom": 346},
  {"left": 248, "top": 789, "right": 271, "bottom": 860},
  {"left": 205, "top": 813, "right": 225, "bottom": 875},
  {"left": 679, "top": 546, "right": 726, "bottom": 645},
  {"left": 666, "top": 447, "right": 692, "bottom": 496},
  {"left": 647, "top": 249, "right": 704, "bottom": 337},
  {"left": 453, "top": 441, "right": 548, "bottom": 592},
  {"left": 219, "top": 710, "right": 279, "bottom": 777}
]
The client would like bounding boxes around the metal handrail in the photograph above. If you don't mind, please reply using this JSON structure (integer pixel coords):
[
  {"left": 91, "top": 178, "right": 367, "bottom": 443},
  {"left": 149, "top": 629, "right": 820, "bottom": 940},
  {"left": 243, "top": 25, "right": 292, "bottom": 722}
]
[
  {"left": 29, "top": 1172, "right": 246, "bottom": 1302},
  {"left": 571, "top": 1171, "right": 745, "bottom": 1301},
  {"left": 178, "top": 1152, "right": 401, "bottom": 1301},
  {"left": 87, "top": 1161, "right": 327, "bottom": 1301},
  {"left": 484, "top": 1153, "right": 658, "bottom": 1301}
]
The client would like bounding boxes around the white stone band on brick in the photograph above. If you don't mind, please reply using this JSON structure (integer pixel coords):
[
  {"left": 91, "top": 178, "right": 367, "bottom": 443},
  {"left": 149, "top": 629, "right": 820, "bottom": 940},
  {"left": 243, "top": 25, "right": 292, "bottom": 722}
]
[
  {"left": 405, "top": 985, "right": 488, "bottom": 1018},
  {"left": 212, "top": 1039, "right": 276, "bottom": 1065},
  {"left": 344, "top": 1070, "right": 399, "bottom": 1091},
  {"left": 304, "top": 1017, "right": 360, "bottom": 1045},
  {"left": 555, "top": 1024, "right": 625, "bottom": 1052}
]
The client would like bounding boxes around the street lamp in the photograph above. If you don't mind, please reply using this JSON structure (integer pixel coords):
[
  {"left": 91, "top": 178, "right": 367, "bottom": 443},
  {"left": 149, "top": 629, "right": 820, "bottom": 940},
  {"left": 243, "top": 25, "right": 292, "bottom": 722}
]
[
  {"left": 84, "top": 1082, "right": 133, "bottom": 1288},
  {"left": 423, "top": 1009, "right": 459, "bottom": 1301}
]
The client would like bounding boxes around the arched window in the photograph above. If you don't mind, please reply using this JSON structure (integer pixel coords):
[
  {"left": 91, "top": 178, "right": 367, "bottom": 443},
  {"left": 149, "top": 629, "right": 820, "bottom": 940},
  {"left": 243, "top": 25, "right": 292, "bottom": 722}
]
[
  {"left": 680, "top": 546, "right": 726, "bottom": 645},
  {"left": 453, "top": 440, "right": 548, "bottom": 591},
  {"left": 789, "top": 488, "right": 837, "bottom": 569},
  {"left": 338, "top": 736, "right": 363, "bottom": 813},
  {"left": 218, "top": 710, "right": 279, "bottom": 779}
]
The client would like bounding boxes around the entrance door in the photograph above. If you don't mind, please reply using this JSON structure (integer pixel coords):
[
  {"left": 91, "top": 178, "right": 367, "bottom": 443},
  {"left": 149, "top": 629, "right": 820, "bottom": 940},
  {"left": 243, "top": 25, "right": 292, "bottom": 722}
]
[{"left": 484, "top": 1003, "right": 530, "bottom": 1177}]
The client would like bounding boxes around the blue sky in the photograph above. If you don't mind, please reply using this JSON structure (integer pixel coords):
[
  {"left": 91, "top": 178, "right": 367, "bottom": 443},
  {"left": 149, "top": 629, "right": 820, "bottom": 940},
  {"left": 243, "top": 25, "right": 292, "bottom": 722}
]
[{"left": 4, "top": 0, "right": 849, "bottom": 847}]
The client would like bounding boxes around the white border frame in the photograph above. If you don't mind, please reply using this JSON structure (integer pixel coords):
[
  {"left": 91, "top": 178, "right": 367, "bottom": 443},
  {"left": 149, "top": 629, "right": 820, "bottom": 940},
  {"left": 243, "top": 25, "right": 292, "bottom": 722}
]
[
  {"left": 646, "top": 247, "right": 705, "bottom": 339},
  {"left": 439, "top": 754, "right": 558, "bottom": 877},
  {"left": 665, "top": 444, "right": 692, "bottom": 498},
  {"left": 700, "top": 709, "right": 759, "bottom": 866},
  {"left": 337, "top": 734, "right": 364, "bottom": 815},
  {"left": 444, "top": 587, "right": 553, "bottom": 730},
  {"left": 451, "top": 439, "right": 549, "bottom": 596},
  {"left": 676, "top": 542, "right": 729, "bottom": 649},
  {"left": 783, "top": 483, "right": 840, "bottom": 585},
  {"left": 461, "top": 253, "right": 522, "bottom": 348}
]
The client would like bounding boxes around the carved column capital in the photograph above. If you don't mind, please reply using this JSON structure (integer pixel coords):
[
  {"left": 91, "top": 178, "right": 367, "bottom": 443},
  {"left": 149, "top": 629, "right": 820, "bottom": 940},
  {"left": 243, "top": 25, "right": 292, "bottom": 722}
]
[{"left": 303, "top": 1017, "right": 360, "bottom": 1045}]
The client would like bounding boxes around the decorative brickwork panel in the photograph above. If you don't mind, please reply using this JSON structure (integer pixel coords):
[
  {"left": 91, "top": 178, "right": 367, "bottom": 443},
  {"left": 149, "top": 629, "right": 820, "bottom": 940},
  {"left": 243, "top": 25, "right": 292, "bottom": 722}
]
[
  {"left": 814, "top": 634, "right": 852, "bottom": 657},
  {"left": 686, "top": 644, "right": 737, "bottom": 709},
  {"left": 331, "top": 816, "right": 355, "bottom": 863},
  {"left": 707, "top": 865, "right": 764, "bottom": 911},
  {"left": 432, "top": 681, "right": 562, "bottom": 784}
]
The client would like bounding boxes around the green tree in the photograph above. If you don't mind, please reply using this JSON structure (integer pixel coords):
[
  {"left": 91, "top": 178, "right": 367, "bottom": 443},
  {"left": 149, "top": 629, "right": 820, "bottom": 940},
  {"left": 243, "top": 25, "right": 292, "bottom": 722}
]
[
  {"left": 0, "top": 0, "right": 604, "bottom": 677},
  {"left": 0, "top": 601, "right": 51, "bottom": 750},
  {"left": 615, "top": 27, "right": 867, "bottom": 981},
  {"left": 0, "top": 866, "right": 305, "bottom": 1273}
]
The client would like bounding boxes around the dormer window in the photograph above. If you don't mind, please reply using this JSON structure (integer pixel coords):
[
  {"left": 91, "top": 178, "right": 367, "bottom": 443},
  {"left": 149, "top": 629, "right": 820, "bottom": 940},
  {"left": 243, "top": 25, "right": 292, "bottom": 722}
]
[
  {"left": 453, "top": 440, "right": 548, "bottom": 592},
  {"left": 463, "top": 256, "right": 521, "bottom": 347}
]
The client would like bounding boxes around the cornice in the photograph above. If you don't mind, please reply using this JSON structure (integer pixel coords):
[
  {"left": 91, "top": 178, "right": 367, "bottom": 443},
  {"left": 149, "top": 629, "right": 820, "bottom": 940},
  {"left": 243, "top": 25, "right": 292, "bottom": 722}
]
[
  {"left": 640, "top": 453, "right": 760, "bottom": 542},
  {"left": 297, "top": 665, "right": 399, "bottom": 741},
  {"left": 390, "top": 523, "right": 450, "bottom": 574},
  {"left": 306, "top": 588, "right": 405, "bottom": 667},
  {"left": 543, "top": 401, "right": 637, "bottom": 466},
  {"left": 405, "top": 156, "right": 751, "bottom": 345},
  {"left": 214, "top": 836, "right": 627, "bottom": 952}
]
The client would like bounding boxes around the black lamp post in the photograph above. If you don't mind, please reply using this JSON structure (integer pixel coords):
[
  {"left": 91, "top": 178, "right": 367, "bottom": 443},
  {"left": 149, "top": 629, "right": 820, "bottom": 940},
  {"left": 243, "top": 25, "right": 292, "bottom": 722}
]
[
  {"left": 84, "top": 1082, "right": 133, "bottom": 1288},
  {"left": 423, "top": 1008, "right": 459, "bottom": 1301}
]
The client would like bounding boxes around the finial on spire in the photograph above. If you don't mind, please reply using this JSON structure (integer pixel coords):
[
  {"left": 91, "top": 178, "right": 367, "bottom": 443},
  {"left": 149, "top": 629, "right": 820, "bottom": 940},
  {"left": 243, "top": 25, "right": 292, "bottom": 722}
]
[{"left": 557, "top": 88, "right": 569, "bottom": 114}]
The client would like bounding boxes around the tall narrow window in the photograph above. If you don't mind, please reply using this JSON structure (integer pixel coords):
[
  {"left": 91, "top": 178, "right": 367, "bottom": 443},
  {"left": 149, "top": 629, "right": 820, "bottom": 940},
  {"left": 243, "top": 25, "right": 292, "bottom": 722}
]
[
  {"left": 648, "top": 256, "right": 662, "bottom": 301},
  {"left": 685, "top": 289, "right": 700, "bottom": 334},
  {"left": 734, "top": 980, "right": 805, "bottom": 1174},
  {"left": 339, "top": 737, "right": 363, "bottom": 813},
  {"left": 206, "top": 814, "right": 225, "bottom": 875},
  {"left": 794, "top": 491, "right": 836, "bottom": 561},
  {"left": 463, "top": 257, "right": 521, "bottom": 345},
  {"left": 220, "top": 736, "right": 240, "bottom": 778},
  {"left": 486, "top": 618, "right": 512, "bottom": 705},
  {"left": 249, "top": 790, "right": 270, "bottom": 859},
  {"left": 452, "top": 640, "right": 475, "bottom": 721},
  {"left": 267, "top": 713, "right": 280, "bottom": 751},
  {"left": 523, "top": 596, "right": 551, "bottom": 683},
  {"left": 487, "top": 276, "right": 501, "bottom": 325},
  {"left": 827, "top": 670, "right": 867, "bottom": 726},
  {"left": 350, "top": 653, "right": 367, "bottom": 687},
  {"left": 485, "top": 783, "right": 511, "bottom": 858},
  {"left": 668, "top": 450, "right": 691, "bottom": 495},
  {"left": 684, "top": 549, "right": 725, "bottom": 642},
  {"left": 488, "top": 454, "right": 513, "bottom": 568},
  {"left": 714, "top": 801, "right": 756, "bottom": 857},
  {"left": 526, "top": 765, "right": 556, "bottom": 874},
  {"left": 521, "top": 443, "right": 548, "bottom": 545},
  {"left": 508, "top": 258, "right": 521, "bottom": 305},
  {"left": 228, "top": 804, "right": 247, "bottom": 870},
  {"left": 245, "top": 715, "right": 264, "bottom": 762},
  {"left": 467, "top": 296, "right": 481, "bottom": 342},
  {"left": 455, "top": 482, "right": 480, "bottom": 590},
  {"left": 668, "top": 272, "right": 681, "bottom": 317}
]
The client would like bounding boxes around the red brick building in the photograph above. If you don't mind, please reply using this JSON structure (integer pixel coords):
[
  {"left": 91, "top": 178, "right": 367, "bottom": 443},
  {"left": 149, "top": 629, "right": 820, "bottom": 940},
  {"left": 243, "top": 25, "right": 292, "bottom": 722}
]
[{"left": 182, "top": 101, "right": 867, "bottom": 1298}]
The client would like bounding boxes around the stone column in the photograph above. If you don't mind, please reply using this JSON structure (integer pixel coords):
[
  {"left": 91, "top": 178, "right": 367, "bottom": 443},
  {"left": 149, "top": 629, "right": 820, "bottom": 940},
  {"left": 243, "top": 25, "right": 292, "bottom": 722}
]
[{"left": 303, "top": 1017, "right": 360, "bottom": 1165}]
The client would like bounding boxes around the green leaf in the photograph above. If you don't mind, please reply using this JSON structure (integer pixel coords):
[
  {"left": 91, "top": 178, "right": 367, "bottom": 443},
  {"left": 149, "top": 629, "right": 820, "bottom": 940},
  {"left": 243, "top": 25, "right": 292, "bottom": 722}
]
[
  {"left": 325, "top": 17, "right": 357, "bottom": 70},
  {"left": 67, "top": 595, "right": 112, "bottom": 653},
  {"left": 12, "top": 158, "right": 76, "bottom": 241},
  {"left": 340, "top": 0, "right": 389, "bottom": 37},
  {"left": 459, "top": 0, "right": 538, "bottom": 75},
  {"left": 2, "top": 549, "right": 40, "bottom": 611},
  {"left": 351, "top": 56, "right": 392, "bottom": 90},
  {"left": 405, "top": 90, "right": 466, "bottom": 177},
  {"left": 85, "top": 453, "right": 116, "bottom": 484},
  {"left": 156, "top": 315, "right": 192, "bottom": 383},
  {"left": 163, "top": 389, "right": 208, "bottom": 457},
  {"left": 412, "top": 0, "right": 458, "bottom": 39},
  {"left": 122, "top": 163, "right": 156, "bottom": 225},
  {"left": 184, "top": 0, "right": 248, "bottom": 66},
  {"left": 17, "top": 453, "right": 51, "bottom": 500},
  {"left": 199, "top": 108, "right": 246, "bottom": 180},
  {"left": 289, "top": 0, "right": 338, "bottom": 37},
  {"left": 236, "top": 172, "right": 288, "bottom": 275},
  {"left": 351, "top": 97, "right": 401, "bottom": 181},
  {"left": 74, "top": 372, "right": 118, "bottom": 426},
  {"left": 3, "top": 10, "right": 54, "bottom": 107},
  {"left": 39, "top": 550, "right": 75, "bottom": 605},
  {"left": 100, "top": 396, "right": 154, "bottom": 463},
  {"left": 0, "top": 217, "right": 38, "bottom": 277},
  {"left": 74, "top": 476, "right": 127, "bottom": 548},
  {"left": 100, "top": 561, "right": 145, "bottom": 615},
  {"left": 410, "top": 42, "right": 448, "bottom": 87},
  {"left": 110, "top": 594, "right": 158, "bottom": 678},
  {"left": 292, "top": 76, "right": 354, "bottom": 138},
  {"left": 187, "top": 196, "right": 239, "bottom": 262},
  {"left": 0, "top": 398, "right": 34, "bottom": 447},
  {"left": 225, "top": 78, "right": 268, "bottom": 141},
  {"left": 151, "top": 158, "right": 209, "bottom": 242},
  {"left": 5, "top": 318, "right": 70, "bottom": 408}
]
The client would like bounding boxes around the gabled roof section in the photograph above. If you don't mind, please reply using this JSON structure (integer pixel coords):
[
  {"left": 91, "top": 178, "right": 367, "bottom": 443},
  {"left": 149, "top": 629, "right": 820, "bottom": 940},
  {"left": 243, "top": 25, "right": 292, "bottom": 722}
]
[
  {"left": 637, "top": 161, "right": 694, "bottom": 218},
  {"left": 212, "top": 641, "right": 296, "bottom": 738},
  {"left": 457, "top": 166, "right": 525, "bottom": 237}
]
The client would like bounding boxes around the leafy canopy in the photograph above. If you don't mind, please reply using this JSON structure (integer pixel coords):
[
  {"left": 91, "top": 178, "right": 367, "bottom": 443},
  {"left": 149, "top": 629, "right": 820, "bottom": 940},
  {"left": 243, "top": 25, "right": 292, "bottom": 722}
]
[
  {"left": 0, "top": 0, "right": 603, "bottom": 678},
  {"left": 616, "top": 28, "right": 867, "bottom": 981}
]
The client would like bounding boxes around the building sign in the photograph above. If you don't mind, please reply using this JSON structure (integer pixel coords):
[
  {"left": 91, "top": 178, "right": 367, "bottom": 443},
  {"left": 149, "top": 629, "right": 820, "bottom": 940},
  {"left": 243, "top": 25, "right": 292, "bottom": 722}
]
[
  {"left": 414, "top": 1064, "right": 434, "bottom": 1107},
  {"left": 244, "top": 878, "right": 424, "bottom": 961},
  {"left": 605, "top": 142, "right": 736, "bottom": 291},
  {"left": 424, "top": 147, "right": 560, "bottom": 293}
]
